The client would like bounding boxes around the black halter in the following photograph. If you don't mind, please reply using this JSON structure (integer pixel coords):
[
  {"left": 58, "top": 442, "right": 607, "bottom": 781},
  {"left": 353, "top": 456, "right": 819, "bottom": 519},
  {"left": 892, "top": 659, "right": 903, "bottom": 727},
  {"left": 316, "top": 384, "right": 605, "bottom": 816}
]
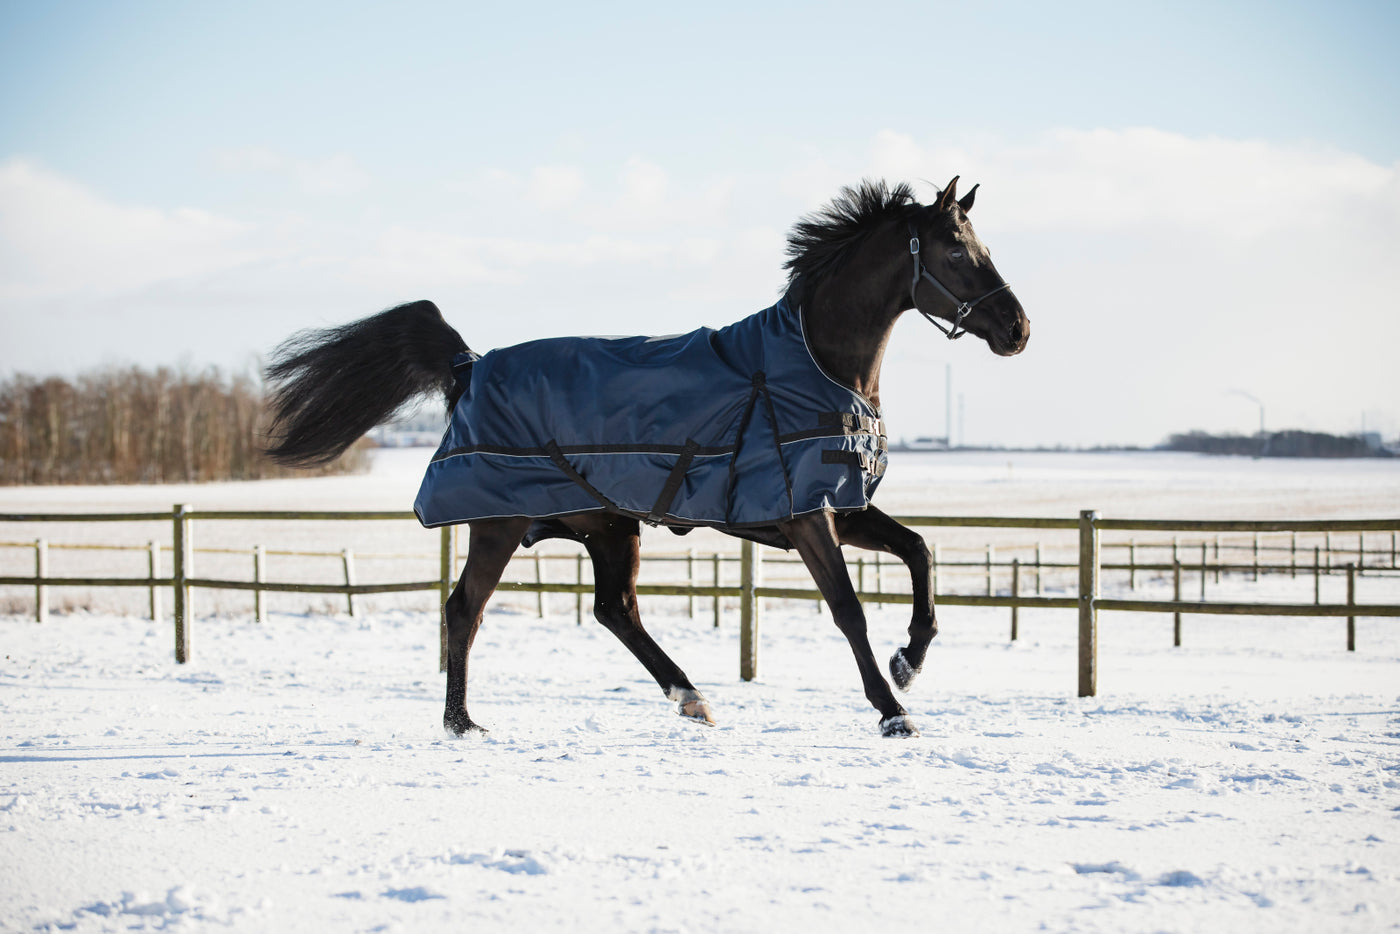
[{"left": 908, "top": 220, "right": 1011, "bottom": 340}]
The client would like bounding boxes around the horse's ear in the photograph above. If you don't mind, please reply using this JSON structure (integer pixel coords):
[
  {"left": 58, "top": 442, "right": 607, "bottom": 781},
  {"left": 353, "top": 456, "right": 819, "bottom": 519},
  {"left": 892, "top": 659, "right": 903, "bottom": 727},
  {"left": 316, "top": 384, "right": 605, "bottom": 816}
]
[
  {"left": 957, "top": 183, "right": 979, "bottom": 213},
  {"left": 936, "top": 176, "right": 960, "bottom": 212}
]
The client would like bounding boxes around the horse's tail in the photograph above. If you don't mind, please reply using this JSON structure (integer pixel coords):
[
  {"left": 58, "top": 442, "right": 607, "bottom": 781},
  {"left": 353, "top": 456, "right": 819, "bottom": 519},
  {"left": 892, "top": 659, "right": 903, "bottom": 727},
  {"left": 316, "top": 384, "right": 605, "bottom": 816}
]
[{"left": 263, "top": 299, "right": 468, "bottom": 467}]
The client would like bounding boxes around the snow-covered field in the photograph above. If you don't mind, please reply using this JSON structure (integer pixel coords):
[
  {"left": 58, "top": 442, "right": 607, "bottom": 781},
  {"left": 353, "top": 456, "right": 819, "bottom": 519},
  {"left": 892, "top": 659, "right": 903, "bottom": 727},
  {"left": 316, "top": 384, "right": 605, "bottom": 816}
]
[{"left": 3, "top": 451, "right": 1399, "bottom": 932}]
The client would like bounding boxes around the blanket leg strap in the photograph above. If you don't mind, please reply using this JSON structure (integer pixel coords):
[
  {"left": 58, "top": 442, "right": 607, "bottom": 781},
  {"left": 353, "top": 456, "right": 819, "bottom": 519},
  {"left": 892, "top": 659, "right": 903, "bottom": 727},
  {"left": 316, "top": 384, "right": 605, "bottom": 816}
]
[
  {"left": 645, "top": 439, "right": 701, "bottom": 526},
  {"left": 545, "top": 440, "right": 618, "bottom": 511}
]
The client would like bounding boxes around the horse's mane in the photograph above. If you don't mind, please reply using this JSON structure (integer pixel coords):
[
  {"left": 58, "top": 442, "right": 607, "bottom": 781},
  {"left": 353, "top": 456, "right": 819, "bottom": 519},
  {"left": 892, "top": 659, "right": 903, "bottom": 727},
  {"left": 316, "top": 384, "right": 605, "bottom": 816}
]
[{"left": 783, "top": 179, "right": 918, "bottom": 305}]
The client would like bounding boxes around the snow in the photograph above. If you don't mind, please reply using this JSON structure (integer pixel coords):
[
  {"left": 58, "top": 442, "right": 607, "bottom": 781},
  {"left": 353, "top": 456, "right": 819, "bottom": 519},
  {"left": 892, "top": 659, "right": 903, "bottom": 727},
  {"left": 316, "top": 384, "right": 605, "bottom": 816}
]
[{"left": 3, "top": 450, "right": 1399, "bottom": 932}]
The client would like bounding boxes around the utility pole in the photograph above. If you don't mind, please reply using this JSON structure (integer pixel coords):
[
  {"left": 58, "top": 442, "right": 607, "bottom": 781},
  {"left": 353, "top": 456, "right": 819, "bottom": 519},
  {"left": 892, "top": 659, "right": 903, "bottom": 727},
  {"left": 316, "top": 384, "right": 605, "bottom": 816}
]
[
  {"left": 944, "top": 364, "right": 952, "bottom": 448},
  {"left": 1229, "top": 389, "right": 1265, "bottom": 435}
]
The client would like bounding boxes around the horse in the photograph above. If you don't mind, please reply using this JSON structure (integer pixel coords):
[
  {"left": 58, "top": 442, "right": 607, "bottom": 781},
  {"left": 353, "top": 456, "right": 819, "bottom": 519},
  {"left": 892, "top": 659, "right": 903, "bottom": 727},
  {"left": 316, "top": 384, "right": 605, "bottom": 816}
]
[{"left": 263, "top": 177, "right": 1029, "bottom": 738}]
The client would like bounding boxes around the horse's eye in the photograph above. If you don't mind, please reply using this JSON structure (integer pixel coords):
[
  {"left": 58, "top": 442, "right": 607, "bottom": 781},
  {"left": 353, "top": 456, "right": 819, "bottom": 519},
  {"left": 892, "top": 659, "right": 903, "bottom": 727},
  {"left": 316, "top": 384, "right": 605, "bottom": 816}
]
[{"left": 948, "top": 250, "right": 964, "bottom": 261}]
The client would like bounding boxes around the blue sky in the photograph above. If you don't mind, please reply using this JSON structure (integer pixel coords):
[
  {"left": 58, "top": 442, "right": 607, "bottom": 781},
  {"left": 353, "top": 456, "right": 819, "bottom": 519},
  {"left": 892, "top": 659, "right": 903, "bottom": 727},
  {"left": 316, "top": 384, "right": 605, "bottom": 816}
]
[{"left": 2, "top": 0, "right": 1398, "bottom": 446}]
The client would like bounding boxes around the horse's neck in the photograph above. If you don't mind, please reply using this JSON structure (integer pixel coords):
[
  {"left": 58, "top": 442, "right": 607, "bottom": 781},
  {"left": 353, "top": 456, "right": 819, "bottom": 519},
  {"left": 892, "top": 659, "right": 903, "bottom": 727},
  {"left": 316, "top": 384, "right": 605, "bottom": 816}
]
[
  {"left": 802, "top": 298, "right": 898, "bottom": 409},
  {"left": 800, "top": 223, "right": 908, "bottom": 409}
]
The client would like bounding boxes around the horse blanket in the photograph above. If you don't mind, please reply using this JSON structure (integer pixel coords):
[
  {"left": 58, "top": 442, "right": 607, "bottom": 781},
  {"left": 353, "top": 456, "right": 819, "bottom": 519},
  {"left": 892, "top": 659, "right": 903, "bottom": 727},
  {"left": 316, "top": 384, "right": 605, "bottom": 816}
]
[{"left": 413, "top": 297, "right": 887, "bottom": 538}]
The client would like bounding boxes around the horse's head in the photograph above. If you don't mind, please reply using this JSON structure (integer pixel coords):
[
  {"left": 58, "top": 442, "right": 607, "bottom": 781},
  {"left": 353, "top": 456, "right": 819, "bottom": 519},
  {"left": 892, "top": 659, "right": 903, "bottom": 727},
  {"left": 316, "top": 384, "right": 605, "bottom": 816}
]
[{"left": 909, "top": 177, "right": 1029, "bottom": 357}]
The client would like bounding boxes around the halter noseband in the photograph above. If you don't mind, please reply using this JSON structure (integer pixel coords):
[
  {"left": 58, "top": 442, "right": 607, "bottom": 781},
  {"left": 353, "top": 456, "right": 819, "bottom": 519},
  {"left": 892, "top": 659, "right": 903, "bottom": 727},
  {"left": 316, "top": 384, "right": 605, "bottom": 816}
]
[{"left": 908, "top": 220, "right": 1011, "bottom": 340}]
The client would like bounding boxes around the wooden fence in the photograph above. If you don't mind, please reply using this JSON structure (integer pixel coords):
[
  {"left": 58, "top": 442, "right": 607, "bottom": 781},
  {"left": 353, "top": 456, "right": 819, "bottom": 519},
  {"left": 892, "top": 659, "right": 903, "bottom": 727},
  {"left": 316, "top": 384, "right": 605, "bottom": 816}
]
[{"left": 2, "top": 507, "right": 1398, "bottom": 697}]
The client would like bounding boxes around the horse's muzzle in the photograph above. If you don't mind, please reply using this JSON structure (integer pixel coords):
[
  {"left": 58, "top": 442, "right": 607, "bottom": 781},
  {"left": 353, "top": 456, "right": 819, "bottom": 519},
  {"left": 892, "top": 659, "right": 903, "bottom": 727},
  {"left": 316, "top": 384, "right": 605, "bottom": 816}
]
[{"left": 992, "top": 312, "right": 1029, "bottom": 357}]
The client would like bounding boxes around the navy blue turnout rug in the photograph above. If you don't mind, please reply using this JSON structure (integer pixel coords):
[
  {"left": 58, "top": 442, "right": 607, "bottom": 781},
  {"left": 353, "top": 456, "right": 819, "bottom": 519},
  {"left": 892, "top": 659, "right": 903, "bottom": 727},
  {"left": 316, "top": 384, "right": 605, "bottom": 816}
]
[{"left": 414, "top": 297, "right": 887, "bottom": 538}]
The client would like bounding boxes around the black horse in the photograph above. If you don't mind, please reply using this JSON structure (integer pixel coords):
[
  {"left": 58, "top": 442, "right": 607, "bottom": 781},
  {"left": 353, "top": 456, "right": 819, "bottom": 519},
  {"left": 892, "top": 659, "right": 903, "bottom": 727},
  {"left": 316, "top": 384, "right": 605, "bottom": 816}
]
[{"left": 264, "top": 178, "right": 1028, "bottom": 737}]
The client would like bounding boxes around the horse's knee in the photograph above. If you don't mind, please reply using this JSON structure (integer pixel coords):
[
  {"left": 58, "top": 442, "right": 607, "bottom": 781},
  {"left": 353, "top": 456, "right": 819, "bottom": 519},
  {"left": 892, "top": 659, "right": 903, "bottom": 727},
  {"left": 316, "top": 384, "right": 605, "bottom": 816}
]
[{"left": 592, "top": 597, "right": 637, "bottom": 632}]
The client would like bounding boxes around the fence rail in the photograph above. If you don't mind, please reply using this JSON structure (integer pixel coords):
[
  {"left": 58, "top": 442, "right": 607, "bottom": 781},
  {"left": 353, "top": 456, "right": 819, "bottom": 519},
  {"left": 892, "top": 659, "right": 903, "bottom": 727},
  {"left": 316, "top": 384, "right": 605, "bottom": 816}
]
[{"left": 3, "top": 507, "right": 1398, "bottom": 696}]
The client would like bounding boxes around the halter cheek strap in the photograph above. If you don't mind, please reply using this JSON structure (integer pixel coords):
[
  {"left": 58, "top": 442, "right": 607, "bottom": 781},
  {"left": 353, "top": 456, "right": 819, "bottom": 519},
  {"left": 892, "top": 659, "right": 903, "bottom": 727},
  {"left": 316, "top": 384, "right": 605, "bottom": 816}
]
[{"left": 908, "top": 221, "right": 1011, "bottom": 340}]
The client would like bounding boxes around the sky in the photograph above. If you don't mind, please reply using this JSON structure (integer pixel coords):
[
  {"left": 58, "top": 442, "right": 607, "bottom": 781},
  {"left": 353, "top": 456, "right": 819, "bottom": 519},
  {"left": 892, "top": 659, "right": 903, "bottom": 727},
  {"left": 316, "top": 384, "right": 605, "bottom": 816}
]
[{"left": 1, "top": 0, "right": 1398, "bottom": 448}]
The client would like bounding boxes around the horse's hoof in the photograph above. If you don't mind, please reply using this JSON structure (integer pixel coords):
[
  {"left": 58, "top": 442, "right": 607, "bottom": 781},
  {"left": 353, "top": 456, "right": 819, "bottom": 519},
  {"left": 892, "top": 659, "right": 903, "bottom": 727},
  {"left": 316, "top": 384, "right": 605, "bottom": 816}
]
[
  {"left": 443, "top": 712, "right": 489, "bottom": 738},
  {"left": 668, "top": 686, "right": 716, "bottom": 726},
  {"left": 679, "top": 699, "right": 716, "bottom": 726},
  {"left": 880, "top": 714, "right": 920, "bottom": 738},
  {"left": 889, "top": 648, "right": 920, "bottom": 692}
]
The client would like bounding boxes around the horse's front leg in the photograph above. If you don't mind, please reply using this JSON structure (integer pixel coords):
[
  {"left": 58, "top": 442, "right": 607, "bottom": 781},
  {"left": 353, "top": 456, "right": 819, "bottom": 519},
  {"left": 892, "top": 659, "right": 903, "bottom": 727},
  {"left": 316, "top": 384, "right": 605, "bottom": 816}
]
[
  {"left": 835, "top": 507, "right": 936, "bottom": 692},
  {"left": 780, "top": 512, "right": 916, "bottom": 737}
]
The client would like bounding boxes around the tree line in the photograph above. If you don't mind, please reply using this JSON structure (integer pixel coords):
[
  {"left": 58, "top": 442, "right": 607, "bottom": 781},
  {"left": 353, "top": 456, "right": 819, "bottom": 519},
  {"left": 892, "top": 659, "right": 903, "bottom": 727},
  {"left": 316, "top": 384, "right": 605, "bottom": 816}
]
[
  {"left": 0, "top": 366, "right": 369, "bottom": 485},
  {"left": 1164, "top": 430, "right": 1389, "bottom": 458}
]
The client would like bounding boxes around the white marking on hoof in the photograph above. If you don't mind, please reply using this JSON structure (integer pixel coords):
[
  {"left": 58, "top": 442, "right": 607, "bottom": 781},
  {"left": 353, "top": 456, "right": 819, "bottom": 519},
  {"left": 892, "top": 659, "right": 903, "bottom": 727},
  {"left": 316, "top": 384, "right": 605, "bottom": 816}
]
[
  {"left": 880, "top": 715, "right": 920, "bottom": 738},
  {"left": 668, "top": 686, "right": 716, "bottom": 726},
  {"left": 889, "top": 648, "right": 920, "bottom": 693}
]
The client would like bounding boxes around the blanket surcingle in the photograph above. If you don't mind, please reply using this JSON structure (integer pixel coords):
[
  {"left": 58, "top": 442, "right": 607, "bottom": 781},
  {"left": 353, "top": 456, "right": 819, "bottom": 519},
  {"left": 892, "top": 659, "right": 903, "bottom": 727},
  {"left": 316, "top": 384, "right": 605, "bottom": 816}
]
[{"left": 413, "top": 297, "right": 887, "bottom": 540}]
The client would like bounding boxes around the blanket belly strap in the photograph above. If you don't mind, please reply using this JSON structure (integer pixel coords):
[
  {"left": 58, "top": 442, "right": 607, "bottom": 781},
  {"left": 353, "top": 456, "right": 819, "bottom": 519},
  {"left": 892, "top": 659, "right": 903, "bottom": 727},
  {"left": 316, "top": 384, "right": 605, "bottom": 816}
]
[
  {"left": 545, "top": 440, "right": 618, "bottom": 511},
  {"left": 821, "top": 448, "right": 887, "bottom": 478},
  {"left": 645, "top": 439, "right": 701, "bottom": 526}
]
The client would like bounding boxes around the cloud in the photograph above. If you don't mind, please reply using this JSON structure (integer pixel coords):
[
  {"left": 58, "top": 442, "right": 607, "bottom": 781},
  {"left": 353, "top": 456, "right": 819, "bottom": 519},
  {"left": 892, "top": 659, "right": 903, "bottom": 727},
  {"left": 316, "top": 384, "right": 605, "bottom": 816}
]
[
  {"left": 0, "top": 159, "right": 264, "bottom": 302},
  {"left": 868, "top": 128, "right": 1400, "bottom": 240},
  {"left": 527, "top": 165, "right": 586, "bottom": 210},
  {"left": 211, "top": 146, "right": 370, "bottom": 196}
]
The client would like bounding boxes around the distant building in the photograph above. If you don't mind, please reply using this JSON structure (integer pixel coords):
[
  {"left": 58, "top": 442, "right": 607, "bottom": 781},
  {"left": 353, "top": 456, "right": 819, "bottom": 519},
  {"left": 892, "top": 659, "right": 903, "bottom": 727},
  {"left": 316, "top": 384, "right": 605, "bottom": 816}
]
[{"left": 891, "top": 436, "right": 951, "bottom": 452}]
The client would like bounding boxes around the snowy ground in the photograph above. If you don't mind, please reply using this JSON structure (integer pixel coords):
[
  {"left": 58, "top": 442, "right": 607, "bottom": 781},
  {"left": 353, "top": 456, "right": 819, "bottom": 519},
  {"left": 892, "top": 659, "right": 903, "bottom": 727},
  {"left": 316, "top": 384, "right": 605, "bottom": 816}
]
[{"left": 2, "top": 451, "right": 1399, "bottom": 932}]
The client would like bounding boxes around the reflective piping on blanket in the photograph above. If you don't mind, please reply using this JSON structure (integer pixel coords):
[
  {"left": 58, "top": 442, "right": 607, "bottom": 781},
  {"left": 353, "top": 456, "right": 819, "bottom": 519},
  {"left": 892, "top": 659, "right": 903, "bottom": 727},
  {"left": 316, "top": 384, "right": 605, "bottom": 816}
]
[{"left": 429, "top": 422, "right": 885, "bottom": 464}]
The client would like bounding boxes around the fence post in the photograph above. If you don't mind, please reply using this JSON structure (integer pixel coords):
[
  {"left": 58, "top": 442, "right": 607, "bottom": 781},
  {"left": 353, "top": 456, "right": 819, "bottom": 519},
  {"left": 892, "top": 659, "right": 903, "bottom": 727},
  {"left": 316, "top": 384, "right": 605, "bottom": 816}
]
[
  {"left": 1358, "top": 533, "right": 1365, "bottom": 574},
  {"left": 985, "top": 545, "right": 995, "bottom": 596},
  {"left": 1200, "top": 542, "right": 1208, "bottom": 601},
  {"left": 534, "top": 552, "right": 544, "bottom": 619},
  {"left": 172, "top": 504, "right": 188, "bottom": 664},
  {"left": 149, "top": 541, "right": 161, "bottom": 624},
  {"left": 253, "top": 544, "right": 264, "bottom": 623},
  {"left": 1314, "top": 546, "right": 1321, "bottom": 605},
  {"left": 740, "top": 540, "right": 758, "bottom": 681},
  {"left": 713, "top": 553, "right": 722, "bottom": 628},
  {"left": 576, "top": 552, "right": 585, "bottom": 626},
  {"left": 1035, "top": 542, "right": 1043, "bottom": 595},
  {"left": 1173, "top": 559, "right": 1182, "bottom": 647},
  {"left": 1347, "top": 562, "right": 1356, "bottom": 652},
  {"left": 687, "top": 548, "right": 696, "bottom": 618},
  {"left": 1078, "top": 510, "right": 1099, "bottom": 698},
  {"left": 1252, "top": 533, "right": 1259, "bottom": 581},
  {"left": 342, "top": 549, "right": 356, "bottom": 616},
  {"left": 439, "top": 526, "right": 452, "bottom": 673},
  {"left": 1010, "top": 558, "right": 1020, "bottom": 641},
  {"left": 185, "top": 516, "right": 195, "bottom": 623},
  {"left": 1326, "top": 532, "right": 1333, "bottom": 571},
  {"left": 34, "top": 539, "right": 48, "bottom": 623},
  {"left": 1214, "top": 534, "right": 1221, "bottom": 584},
  {"left": 932, "top": 543, "right": 940, "bottom": 596},
  {"left": 1291, "top": 532, "right": 1297, "bottom": 579},
  {"left": 1128, "top": 539, "right": 1136, "bottom": 591}
]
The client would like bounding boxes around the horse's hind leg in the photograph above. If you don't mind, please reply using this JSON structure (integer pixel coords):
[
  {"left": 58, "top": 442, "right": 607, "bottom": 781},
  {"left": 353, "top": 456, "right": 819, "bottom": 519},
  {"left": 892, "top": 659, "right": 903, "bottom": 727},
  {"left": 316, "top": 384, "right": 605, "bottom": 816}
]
[
  {"left": 569, "top": 515, "right": 715, "bottom": 726},
  {"left": 443, "top": 517, "right": 532, "bottom": 737}
]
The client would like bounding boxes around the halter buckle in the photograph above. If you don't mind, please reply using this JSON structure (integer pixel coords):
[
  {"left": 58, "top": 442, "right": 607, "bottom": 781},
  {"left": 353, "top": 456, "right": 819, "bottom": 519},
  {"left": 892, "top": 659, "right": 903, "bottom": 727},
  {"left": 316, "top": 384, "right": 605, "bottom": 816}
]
[{"left": 908, "top": 237, "right": 920, "bottom": 254}]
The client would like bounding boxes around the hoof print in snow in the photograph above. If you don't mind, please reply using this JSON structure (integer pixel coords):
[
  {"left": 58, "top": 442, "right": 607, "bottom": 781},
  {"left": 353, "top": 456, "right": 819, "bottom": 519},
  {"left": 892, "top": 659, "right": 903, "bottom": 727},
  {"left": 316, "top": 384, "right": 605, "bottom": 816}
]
[
  {"left": 880, "top": 715, "right": 920, "bottom": 738},
  {"left": 889, "top": 649, "right": 920, "bottom": 692}
]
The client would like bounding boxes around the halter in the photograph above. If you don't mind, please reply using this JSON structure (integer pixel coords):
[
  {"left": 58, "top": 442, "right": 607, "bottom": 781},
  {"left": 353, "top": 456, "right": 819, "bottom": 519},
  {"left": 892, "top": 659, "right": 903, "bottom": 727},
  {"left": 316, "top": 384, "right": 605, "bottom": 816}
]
[{"left": 908, "top": 221, "right": 1011, "bottom": 340}]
